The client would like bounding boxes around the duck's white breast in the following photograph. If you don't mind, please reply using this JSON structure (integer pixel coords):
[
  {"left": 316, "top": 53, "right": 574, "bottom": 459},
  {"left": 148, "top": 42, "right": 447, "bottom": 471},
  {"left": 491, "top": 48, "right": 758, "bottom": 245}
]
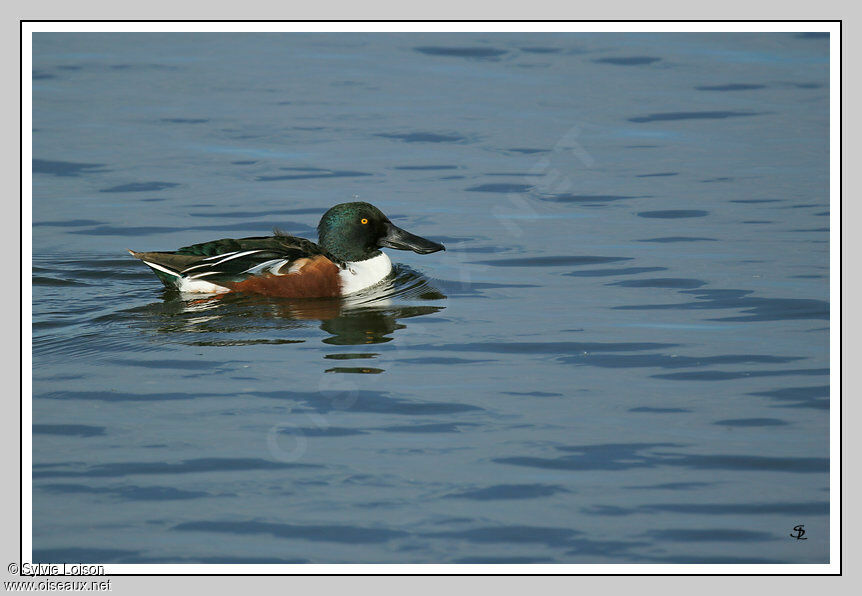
[{"left": 339, "top": 252, "right": 392, "bottom": 294}]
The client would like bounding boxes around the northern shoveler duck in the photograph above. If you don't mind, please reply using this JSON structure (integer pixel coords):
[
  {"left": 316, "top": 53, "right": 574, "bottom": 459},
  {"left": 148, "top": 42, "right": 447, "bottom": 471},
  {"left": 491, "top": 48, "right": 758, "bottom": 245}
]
[{"left": 129, "top": 202, "right": 445, "bottom": 298}]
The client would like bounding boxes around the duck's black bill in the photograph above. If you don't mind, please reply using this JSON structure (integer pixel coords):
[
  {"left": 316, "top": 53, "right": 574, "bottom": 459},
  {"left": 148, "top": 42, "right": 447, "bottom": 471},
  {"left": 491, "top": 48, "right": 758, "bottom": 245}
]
[{"left": 379, "top": 222, "right": 445, "bottom": 254}]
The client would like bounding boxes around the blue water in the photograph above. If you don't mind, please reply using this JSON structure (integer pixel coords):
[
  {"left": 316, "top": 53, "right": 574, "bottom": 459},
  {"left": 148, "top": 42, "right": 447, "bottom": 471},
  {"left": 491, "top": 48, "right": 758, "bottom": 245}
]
[{"left": 31, "top": 32, "right": 830, "bottom": 565}]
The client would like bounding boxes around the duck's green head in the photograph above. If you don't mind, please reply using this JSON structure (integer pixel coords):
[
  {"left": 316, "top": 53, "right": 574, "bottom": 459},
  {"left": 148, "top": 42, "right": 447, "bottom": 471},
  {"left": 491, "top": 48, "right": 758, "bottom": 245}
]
[{"left": 317, "top": 202, "right": 445, "bottom": 263}]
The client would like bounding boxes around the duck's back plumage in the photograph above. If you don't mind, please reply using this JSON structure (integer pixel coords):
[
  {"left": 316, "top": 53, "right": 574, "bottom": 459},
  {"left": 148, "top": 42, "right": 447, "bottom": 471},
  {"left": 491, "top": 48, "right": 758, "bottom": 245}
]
[{"left": 129, "top": 233, "right": 344, "bottom": 297}]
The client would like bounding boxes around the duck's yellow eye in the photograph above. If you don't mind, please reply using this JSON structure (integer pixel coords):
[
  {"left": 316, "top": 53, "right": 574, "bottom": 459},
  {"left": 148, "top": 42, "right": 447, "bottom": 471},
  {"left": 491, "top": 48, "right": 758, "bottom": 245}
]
[{"left": 361, "top": 218, "right": 368, "bottom": 224}]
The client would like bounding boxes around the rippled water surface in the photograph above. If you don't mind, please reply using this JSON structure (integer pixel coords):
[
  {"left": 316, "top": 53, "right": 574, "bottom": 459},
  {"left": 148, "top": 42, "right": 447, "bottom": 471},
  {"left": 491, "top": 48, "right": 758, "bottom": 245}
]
[{"left": 31, "top": 32, "right": 830, "bottom": 565}]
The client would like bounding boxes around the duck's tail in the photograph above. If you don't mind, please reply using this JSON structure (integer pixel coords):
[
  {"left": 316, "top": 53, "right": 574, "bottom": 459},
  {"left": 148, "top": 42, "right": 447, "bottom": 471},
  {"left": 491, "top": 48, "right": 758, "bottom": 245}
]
[{"left": 128, "top": 249, "right": 183, "bottom": 286}]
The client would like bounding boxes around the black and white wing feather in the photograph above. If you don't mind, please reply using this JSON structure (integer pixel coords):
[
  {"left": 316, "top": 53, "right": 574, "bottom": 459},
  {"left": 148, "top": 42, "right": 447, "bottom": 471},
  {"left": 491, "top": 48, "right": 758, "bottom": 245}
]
[{"left": 129, "top": 234, "right": 337, "bottom": 292}]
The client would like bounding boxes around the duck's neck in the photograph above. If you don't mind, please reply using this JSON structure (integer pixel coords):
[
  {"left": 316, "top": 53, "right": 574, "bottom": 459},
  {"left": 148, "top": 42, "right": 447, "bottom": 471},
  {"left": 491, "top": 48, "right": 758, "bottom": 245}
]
[
  {"left": 330, "top": 246, "right": 382, "bottom": 264},
  {"left": 318, "top": 232, "right": 380, "bottom": 264}
]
